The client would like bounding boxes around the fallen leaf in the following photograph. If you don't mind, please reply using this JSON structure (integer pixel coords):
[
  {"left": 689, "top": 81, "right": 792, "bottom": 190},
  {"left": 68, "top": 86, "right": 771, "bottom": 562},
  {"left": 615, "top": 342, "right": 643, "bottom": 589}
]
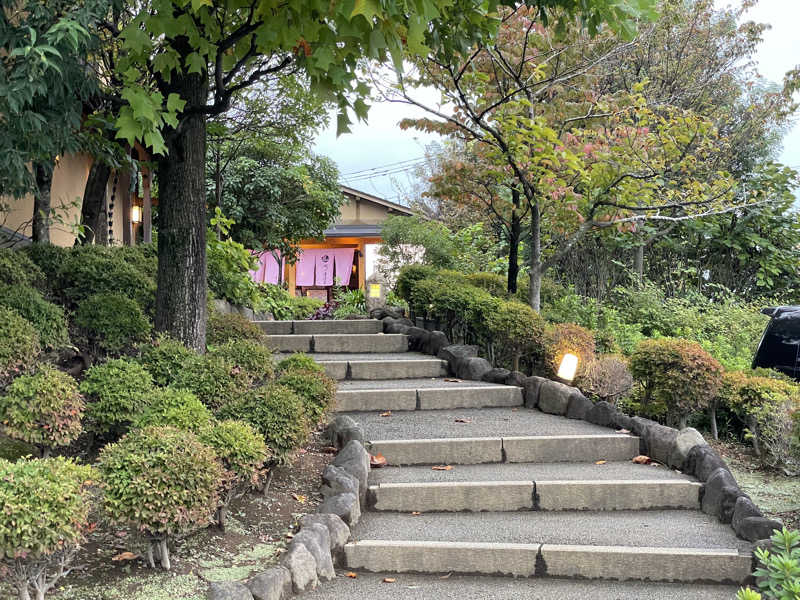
[
  {"left": 370, "top": 453, "right": 387, "bottom": 468},
  {"left": 411, "top": 511, "right": 421, "bottom": 516},
  {"left": 439, "top": 572, "right": 452, "bottom": 579},
  {"left": 383, "top": 578, "right": 396, "bottom": 583},
  {"left": 454, "top": 418, "right": 472, "bottom": 424},
  {"left": 111, "top": 552, "right": 139, "bottom": 562},
  {"left": 292, "top": 493, "right": 307, "bottom": 504},
  {"left": 432, "top": 465, "right": 453, "bottom": 471},
  {"left": 444, "top": 378, "right": 462, "bottom": 382},
  {"left": 595, "top": 460, "right": 607, "bottom": 465},
  {"left": 297, "top": 448, "right": 308, "bottom": 455},
  {"left": 632, "top": 455, "right": 651, "bottom": 464},
  {"left": 380, "top": 411, "right": 392, "bottom": 417},
  {"left": 345, "top": 572, "right": 358, "bottom": 579},
  {"left": 616, "top": 428, "right": 631, "bottom": 434},
  {"left": 511, "top": 407, "right": 519, "bottom": 412}
]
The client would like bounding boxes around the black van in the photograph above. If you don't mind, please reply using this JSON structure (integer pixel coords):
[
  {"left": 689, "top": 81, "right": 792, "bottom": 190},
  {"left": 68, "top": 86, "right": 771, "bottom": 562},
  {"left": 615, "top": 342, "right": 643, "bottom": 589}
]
[{"left": 752, "top": 306, "right": 800, "bottom": 381}]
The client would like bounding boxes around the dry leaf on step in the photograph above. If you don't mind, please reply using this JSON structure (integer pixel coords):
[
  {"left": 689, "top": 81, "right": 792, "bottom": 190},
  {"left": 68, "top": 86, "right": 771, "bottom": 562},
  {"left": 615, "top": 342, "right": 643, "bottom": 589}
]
[
  {"left": 616, "top": 428, "right": 631, "bottom": 434},
  {"left": 439, "top": 572, "right": 452, "bottom": 579},
  {"left": 444, "top": 378, "right": 462, "bottom": 382},
  {"left": 432, "top": 465, "right": 453, "bottom": 471},
  {"left": 370, "top": 453, "right": 388, "bottom": 468},
  {"left": 632, "top": 455, "right": 652, "bottom": 464},
  {"left": 411, "top": 511, "right": 421, "bottom": 516},
  {"left": 383, "top": 578, "right": 397, "bottom": 583},
  {"left": 345, "top": 572, "right": 358, "bottom": 579},
  {"left": 380, "top": 411, "right": 392, "bottom": 417},
  {"left": 595, "top": 460, "right": 607, "bottom": 465}
]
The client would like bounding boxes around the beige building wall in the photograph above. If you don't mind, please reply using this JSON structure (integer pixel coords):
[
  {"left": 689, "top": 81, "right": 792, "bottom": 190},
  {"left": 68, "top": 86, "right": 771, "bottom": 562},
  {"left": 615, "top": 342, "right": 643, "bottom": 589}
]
[{"left": 336, "top": 196, "right": 391, "bottom": 225}]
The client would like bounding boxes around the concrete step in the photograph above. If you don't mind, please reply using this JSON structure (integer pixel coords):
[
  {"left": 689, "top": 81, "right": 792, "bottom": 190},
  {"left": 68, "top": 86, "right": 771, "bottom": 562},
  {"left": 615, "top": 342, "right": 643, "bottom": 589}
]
[
  {"left": 343, "top": 540, "right": 751, "bottom": 584},
  {"left": 318, "top": 357, "right": 448, "bottom": 381},
  {"left": 265, "top": 333, "right": 407, "bottom": 354},
  {"left": 301, "top": 571, "right": 741, "bottom": 600},
  {"left": 335, "top": 381, "right": 522, "bottom": 412},
  {"left": 367, "top": 480, "right": 701, "bottom": 512},
  {"left": 366, "top": 435, "right": 639, "bottom": 466},
  {"left": 255, "top": 319, "right": 382, "bottom": 335}
]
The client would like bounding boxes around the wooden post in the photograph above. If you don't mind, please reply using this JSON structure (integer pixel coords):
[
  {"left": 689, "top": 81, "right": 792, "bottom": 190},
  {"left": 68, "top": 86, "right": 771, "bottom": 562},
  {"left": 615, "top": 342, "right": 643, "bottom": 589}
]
[
  {"left": 119, "top": 171, "right": 133, "bottom": 246},
  {"left": 357, "top": 242, "right": 366, "bottom": 290},
  {"left": 287, "top": 262, "right": 297, "bottom": 297},
  {"left": 142, "top": 167, "right": 152, "bottom": 243}
]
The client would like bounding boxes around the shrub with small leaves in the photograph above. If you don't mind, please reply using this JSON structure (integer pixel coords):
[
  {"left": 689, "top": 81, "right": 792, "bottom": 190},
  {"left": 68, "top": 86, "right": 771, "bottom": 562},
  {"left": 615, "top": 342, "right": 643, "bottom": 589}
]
[
  {"left": 486, "top": 300, "right": 545, "bottom": 371},
  {"left": 0, "top": 457, "right": 95, "bottom": 600},
  {"left": 97, "top": 426, "right": 223, "bottom": 570},
  {"left": 131, "top": 388, "right": 213, "bottom": 433},
  {"left": 207, "top": 311, "right": 265, "bottom": 345},
  {"left": 542, "top": 322, "right": 596, "bottom": 379},
  {"left": 276, "top": 352, "right": 324, "bottom": 375},
  {"left": 0, "top": 306, "right": 40, "bottom": 381},
  {"left": 0, "top": 366, "right": 83, "bottom": 457},
  {"left": 736, "top": 527, "right": 800, "bottom": 600},
  {"left": 168, "top": 354, "right": 251, "bottom": 411},
  {"left": 20, "top": 242, "right": 70, "bottom": 284},
  {"left": 290, "top": 296, "right": 324, "bottom": 319},
  {"left": 217, "top": 383, "right": 308, "bottom": 463},
  {"left": 465, "top": 272, "right": 509, "bottom": 297},
  {"left": 576, "top": 355, "right": 634, "bottom": 405},
  {"left": 208, "top": 339, "right": 275, "bottom": 382},
  {"left": 277, "top": 368, "right": 336, "bottom": 427},
  {"left": 138, "top": 334, "right": 196, "bottom": 386},
  {"left": 630, "top": 337, "right": 723, "bottom": 428},
  {"left": 74, "top": 293, "right": 152, "bottom": 354},
  {"left": 199, "top": 420, "right": 269, "bottom": 528},
  {"left": 0, "top": 247, "right": 45, "bottom": 289},
  {"left": 395, "top": 264, "right": 439, "bottom": 301},
  {"left": 80, "top": 359, "right": 155, "bottom": 437},
  {"left": 0, "top": 284, "right": 69, "bottom": 350}
]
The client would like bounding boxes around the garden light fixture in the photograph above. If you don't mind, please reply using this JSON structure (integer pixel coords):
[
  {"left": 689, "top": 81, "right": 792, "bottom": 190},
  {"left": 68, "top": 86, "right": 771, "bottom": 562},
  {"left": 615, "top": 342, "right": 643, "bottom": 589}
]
[
  {"left": 557, "top": 353, "right": 579, "bottom": 382},
  {"left": 131, "top": 204, "right": 142, "bottom": 224}
]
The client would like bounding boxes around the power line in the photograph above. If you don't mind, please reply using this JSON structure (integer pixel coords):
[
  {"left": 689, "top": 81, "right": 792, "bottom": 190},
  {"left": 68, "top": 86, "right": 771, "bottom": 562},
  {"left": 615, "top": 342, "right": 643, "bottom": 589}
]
[
  {"left": 342, "top": 162, "right": 427, "bottom": 182},
  {"left": 341, "top": 156, "right": 427, "bottom": 176}
]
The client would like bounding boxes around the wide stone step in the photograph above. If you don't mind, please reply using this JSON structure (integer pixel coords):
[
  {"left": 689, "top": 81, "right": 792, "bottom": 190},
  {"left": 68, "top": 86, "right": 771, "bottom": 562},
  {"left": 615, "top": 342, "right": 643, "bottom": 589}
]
[
  {"left": 255, "top": 319, "right": 382, "bottom": 335},
  {"left": 319, "top": 357, "right": 448, "bottom": 381},
  {"left": 366, "top": 435, "right": 639, "bottom": 466},
  {"left": 335, "top": 382, "right": 522, "bottom": 412},
  {"left": 343, "top": 540, "right": 751, "bottom": 584},
  {"left": 367, "top": 480, "right": 702, "bottom": 512},
  {"left": 264, "top": 333, "right": 407, "bottom": 353}
]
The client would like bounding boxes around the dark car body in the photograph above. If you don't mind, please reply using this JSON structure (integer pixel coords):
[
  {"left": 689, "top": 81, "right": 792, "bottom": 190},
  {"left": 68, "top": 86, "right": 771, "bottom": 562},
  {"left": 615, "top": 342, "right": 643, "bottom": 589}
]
[{"left": 752, "top": 306, "right": 800, "bottom": 381}]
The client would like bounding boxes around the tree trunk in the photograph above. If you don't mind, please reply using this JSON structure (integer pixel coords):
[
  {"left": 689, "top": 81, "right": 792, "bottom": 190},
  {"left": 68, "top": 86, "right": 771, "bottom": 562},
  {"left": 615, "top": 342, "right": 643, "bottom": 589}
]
[
  {"left": 159, "top": 539, "right": 171, "bottom": 570},
  {"left": 709, "top": 404, "right": 718, "bottom": 440},
  {"left": 77, "top": 162, "right": 111, "bottom": 245},
  {"left": 154, "top": 68, "right": 209, "bottom": 351},
  {"left": 634, "top": 243, "right": 644, "bottom": 283},
  {"left": 17, "top": 584, "right": 30, "bottom": 600},
  {"left": 507, "top": 188, "right": 521, "bottom": 295},
  {"left": 32, "top": 162, "right": 53, "bottom": 243},
  {"left": 529, "top": 201, "right": 542, "bottom": 311}
]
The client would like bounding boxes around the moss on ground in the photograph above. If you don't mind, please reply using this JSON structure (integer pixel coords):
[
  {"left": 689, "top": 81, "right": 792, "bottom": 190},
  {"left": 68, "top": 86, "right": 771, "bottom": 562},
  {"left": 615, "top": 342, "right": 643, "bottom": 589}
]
[
  {"left": 0, "top": 435, "right": 35, "bottom": 460},
  {"left": 55, "top": 573, "right": 204, "bottom": 600}
]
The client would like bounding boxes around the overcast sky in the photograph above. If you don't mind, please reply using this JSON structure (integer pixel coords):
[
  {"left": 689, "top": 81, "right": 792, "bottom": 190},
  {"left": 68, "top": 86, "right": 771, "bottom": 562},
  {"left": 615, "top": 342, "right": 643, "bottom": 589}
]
[{"left": 313, "top": 0, "right": 800, "bottom": 202}]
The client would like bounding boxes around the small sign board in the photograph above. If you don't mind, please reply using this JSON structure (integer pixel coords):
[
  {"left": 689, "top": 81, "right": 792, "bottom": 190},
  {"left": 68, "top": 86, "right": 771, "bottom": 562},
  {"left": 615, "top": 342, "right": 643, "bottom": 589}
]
[{"left": 368, "top": 283, "right": 382, "bottom": 298}]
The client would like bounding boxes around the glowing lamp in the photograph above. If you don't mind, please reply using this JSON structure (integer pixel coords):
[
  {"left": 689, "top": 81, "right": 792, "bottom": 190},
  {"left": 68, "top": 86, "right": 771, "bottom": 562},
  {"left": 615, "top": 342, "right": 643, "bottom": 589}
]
[
  {"left": 557, "top": 353, "right": 579, "bottom": 382},
  {"left": 131, "top": 205, "right": 142, "bottom": 224}
]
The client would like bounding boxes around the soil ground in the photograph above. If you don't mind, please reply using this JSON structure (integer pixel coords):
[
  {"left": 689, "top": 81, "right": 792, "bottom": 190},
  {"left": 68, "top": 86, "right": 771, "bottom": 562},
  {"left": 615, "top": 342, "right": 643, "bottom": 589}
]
[{"left": 0, "top": 432, "right": 332, "bottom": 600}]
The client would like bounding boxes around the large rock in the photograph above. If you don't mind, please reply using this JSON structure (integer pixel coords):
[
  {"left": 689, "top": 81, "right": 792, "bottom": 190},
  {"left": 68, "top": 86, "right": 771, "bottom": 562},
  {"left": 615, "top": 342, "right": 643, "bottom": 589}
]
[
  {"left": 585, "top": 400, "right": 617, "bottom": 428},
  {"left": 424, "top": 331, "right": 450, "bottom": 356},
  {"left": 456, "top": 357, "right": 492, "bottom": 381},
  {"left": 301, "top": 513, "right": 350, "bottom": 553},
  {"left": 320, "top": 464, "right": 359, "bottom": 498},
  {"left": 504, "top": 371, "right": 526, "bottom": 388},
  {"left": 283, "top": 543, "right": 318, "bottom": 592},
  {"left": 566, "top": 392, "right": 594, "bottom": 420},
  {"left": 371, "top": 307, "right": 404, "bottom": 320},
  {"left": 522, "top": 376, "right": 547, "bottom": 409},
  {"left": 246, "top": 567, "right": 291, "bottom": 600},
  {"left": 293, "top": 524, "right": 334, "bottom": 581},
  {"left": 736, "top": 517, "right": 783, "bottom": 542},
  {"left": 643, "top": 423, "right": 678, "bottom": 464},
  {"left": 701, "top": 467, "right": 746, "bottom": 523},
  {"left": 683, "top": 445, "right": 730, "bottom": 482},
  {"left": 317, "top": 492, "right": 360, "bottom": 526},
  {"left": 333, "top": 441, "right": 369, "bottom": 503},
  {"left": 406, "top": 327, "right": 431, "bottom": 352},
  {"left": 667, "top": 428, "right": 707, "bottom": 470},
  {"left": 731, "top": 496, "right": 763, "bottom": 534},
  {"left": 326, "top": 416, "right": 363, "bottom": 448},
  {"left": 629, "top": 417, "right": 658, "bottom": 455},
  {"left": 537, "top": 380, "right": 574, "bottom": 416},
  {"left": 613, "top": 412, "right": 634, "bottom": 431},
  {"left": 437, "top": 344, "right": 478, "bottom": 363},
  {"left": 482, "top": 368, "right": 511, "bottom": 384},
  {"left": 208, "top": 582, "right": 254, "bottom": 600}
]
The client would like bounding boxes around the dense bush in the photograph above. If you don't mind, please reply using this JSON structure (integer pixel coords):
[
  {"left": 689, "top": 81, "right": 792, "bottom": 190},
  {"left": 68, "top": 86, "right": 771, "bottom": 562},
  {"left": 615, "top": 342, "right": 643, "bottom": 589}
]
[
  {"left": 630, "top": 338, "right": 723, "bottom": 428},
  {"left": 98, "top": 426, "right": 223, "bottom": 570},
  {"left": 0, "top": 284, "right": 69, "bottom": 350},
  {"left": 395, "top": 264, "right": 439, "bottom": 301},
  {"left": 277, "top": 368, "right": 336, "bottom": 426},
  {"left": 576, "top": 355, "right": 634, "bottom": 405},
  {"left": 199, "top": 420, "right": 268, "bottom": 528},
  {"left": 485, "top": 300, "right": 545, "bottom": 371},
  {"left": 254, "top": 283, "right": 294, "bottom": 320},
  {"left": 207, "top": 228, "right": 261, "bottom": 309},
  {"left": 466, "top": 272, "right": 508, "bottom": 297},
  {"left": 0, "top": 247, "right": 45, "bottom": 289},
  {"left": 276, "top": 352, "right": 324, "bottom": 375},
  {"left": 542, "top": 322, "right": 596, "bottom": 379},
  {"left": 207, "top": 311, "right": 265, "bottom": 345},
  {"left": 131, "top": 388, "right": 213, "bottom": 433},
  {"left": 168, "top": 353, "right": 251, "bottom": 411},
  {"left": 217, "top": 383, "right": 308, "bottom": 463},
  {"left": 0, "top": 306, "right": 40, "bottom": 380},
  {"left": 138, "top": 333, "right": 196, "bottom": 386},
  {"left": 208, "top": 339, "right": 275, "bottom": 381},
  {"left": 0, "top": 366, "right": 84, "bottom": 457},
  {"left": 74, "top": 293, "right": 152, "bottom": 354},
  {"left": 332, "top": 288, "right": 366, "bottom": 319},
  {"left": 0, "top": 457, "right": 95, "bottom": 600},
  {"left": 115, "top": 243, "right": 158, "bottom": 280},
  {"left": 19, "top": 243, "right": 69, "bottom": 284},
  {"left": 290, "top": 295, "right": 324, "bottom": 319},
  {"left": 80, "top": 359, "right": 155, "bottom": 436}
]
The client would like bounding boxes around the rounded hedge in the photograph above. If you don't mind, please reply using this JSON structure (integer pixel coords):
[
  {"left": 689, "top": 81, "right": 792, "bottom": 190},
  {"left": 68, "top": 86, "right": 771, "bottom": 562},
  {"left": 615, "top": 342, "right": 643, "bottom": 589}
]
[
  {"left": 80, "top": 359, "right": 155, "bottom": 435},
  {"left": 576, "top": 355, "right": 634, "bottom": 405},
  {"left": 277, "top": 368, "right": 336, "bottom": 426},
  {"left": 276, "top": 352, "right": 324, "bottom": 375},
  {"left": 543, "top": 322, "right": 596, "bottom": 378},
  {"left": 131, "top": 388, "right": 213, "bottom": 433},
  {"left": 199, "top": 419, "right": 268, "bottom": 491},
  {"left": 207, "top": 311, "right": 265, "bottom": 346},
  {"left": 486, "top": 300, "right": 545, "bottom": 369},
  {"left": 20, "top": 242, "right": 70, "bottom": 283},
  {"left": 0, "top": 284, "right": 69, "bottom": 350},
  {"left": 217, "top": 383, "right": 308, "bottom": 462},
  {"left": 138, "top": 333, "right": 196, "bottom": 386},
  {"left": 98, "top": 426, "right": 223, "bottom": 537},
  {"left": 395, "top": 264, "right": 438, "bottom": 301},
  {"left": 0, "top": 305, "right": 40, "bottom": 379},
  {"left": 74, "top": 292, "right": 152, "bottom": 353},
  {"left": 168, "top": 354, "right": 251, "bottom": 411},
  {"left": 0, "top": 247, "right": 45, "bottom": 289},
  {"left": 208, "top": 339, "right": 275, "bottom": 381},
  {"left": 0, "top": 457, "right": 95, "bottom": 559},
  {"left": 465, "top": 272, "right": 508, "bottom": 298},
  {"left": 0, "top": 366, "right": 84, "bottom": 455}
]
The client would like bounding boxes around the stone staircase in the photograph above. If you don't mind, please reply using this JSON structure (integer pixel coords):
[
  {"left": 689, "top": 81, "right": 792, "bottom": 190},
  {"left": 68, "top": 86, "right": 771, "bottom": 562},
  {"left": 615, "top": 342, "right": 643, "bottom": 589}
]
[{"left": 261, "top": 319, "right": 751, "bottom": 597}]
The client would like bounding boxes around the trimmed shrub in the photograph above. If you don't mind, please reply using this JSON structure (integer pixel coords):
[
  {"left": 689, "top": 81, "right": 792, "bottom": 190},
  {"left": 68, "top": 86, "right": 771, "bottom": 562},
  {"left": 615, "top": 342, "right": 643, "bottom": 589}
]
[
  {"left": 138, "top": 333, "right": 196, "bottom": 386},
  {"left": 0, "top": 284, "right": 69, "bottom": 350},
  {"left": 277, "top": 368, "right": 336, "bottom": 426},
  {"left": 217, "top": 383, "right": 308, "bottom": 463},
  {"left": 74, "top": 292, "right": 152, "bottom": 354},
  {"left": 466, "top": 272, "right": 508, "bottom": 297},
  {"left": 199, "top": 420, "right": 269, "bottom": 528},
  {"left": 0, "top": 306, "right": 40, "bottom": 380},
  {"left": 0, "top": 366, "right": 84, "bottom": 457},
  {"left": 276, "top": 352, "right": 324, "bottom": 375},
  {"left": 80, "top": 359, "right": 155, "bottom": 436},
  {"left": 486, "top": 300, "right": 545, "bottom": 371},
  {"left": 543, "top": 322, "right": 596, "bottom": 379},
  {"left": 98, "top": 426, "right": 223, "bottom": 570},
  {"left": 576, "top": 355, "right": 634, "bottom": 405},
  {"left": 115, "top": 243, "right": 158, "bottom": 280},
  {"left": 290, "top": 295, "right": 324, "bottom": 319},
  {"left": 21, "top": 242, "right": 69, "bottom": 283},
  {"left": 208, "top": 339, "right": 275, "bottom": 381},
  {"left": 168, "top": 354, "right": 251, "bottom": 411},
  {"left": 396, "top": 264, "right": 439, "bottom": 301},
  {"left": 253, "top": 283, "right": 294, "bottom": 320},
  {"left": 630, "top": 338, "right": 723, "bottom": 428},
  {"left": 206, "top": 311, "right": 265, "bottom": 345},
  {"left": 0, "top": 247, "right": 45, "bottom": 289},
  {"left": 131, "top": 388, "right": 213, "bottom": 433},
  {"left": 0, "top": 457, "right": 95, "bottom": 600}
]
